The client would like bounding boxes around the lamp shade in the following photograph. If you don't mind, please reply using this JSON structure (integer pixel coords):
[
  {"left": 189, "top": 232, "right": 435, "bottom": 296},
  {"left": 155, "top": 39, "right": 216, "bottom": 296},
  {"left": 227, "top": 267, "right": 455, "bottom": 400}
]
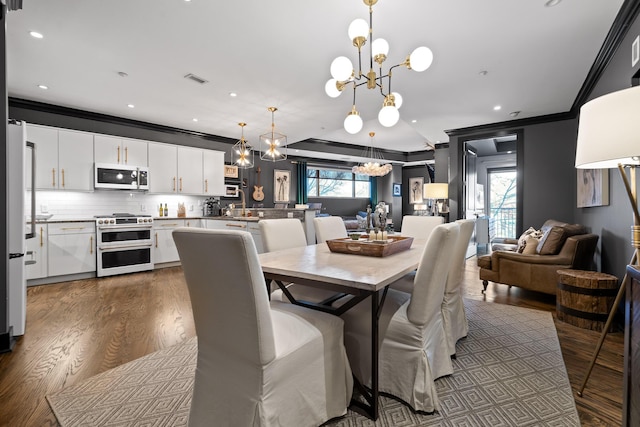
[
  {"left": 423, "top": 183, "right": 448, "bottom": 199},
  {"left": 576, "top": 85, "right": 640, "bottom": 169}
]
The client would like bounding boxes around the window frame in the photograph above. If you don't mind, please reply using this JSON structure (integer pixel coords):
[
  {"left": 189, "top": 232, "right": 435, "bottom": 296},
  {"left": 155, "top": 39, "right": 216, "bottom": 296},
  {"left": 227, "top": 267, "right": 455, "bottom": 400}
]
[{"left": 307, "top": 166, "right": 370, "bottom": 198}]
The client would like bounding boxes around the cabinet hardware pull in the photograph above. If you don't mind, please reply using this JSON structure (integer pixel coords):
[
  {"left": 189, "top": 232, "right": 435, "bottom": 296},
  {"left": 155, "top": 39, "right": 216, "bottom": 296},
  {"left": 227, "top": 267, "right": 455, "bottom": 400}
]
[
  {"left": 187, "top": 221, "right": 190, "bottom": 227},
  {"left": 173, "top": 177, "right": 176, "bottom": 192},
  {"left": 161, "top": 223, "right": 179, "bottom": 227},
  {"left": 226, "top": 223, "right": 246, "bottom": 228},
  {"left": 90, "top": 236, "right": 93, "bottom": 254},
  {"left": 52, "top": 168, "right": 55, "bottom": 187},
  {"left": 125, "top": 146, "right": 128, "bottom": 164},
  {"left": 61, "top": 169, "right": 65, "bottom": 188},
  {"left": 61, "top": 227, "right": 86, "bottom": 231},
  {"left": 40, "top": 226, "right": 43, "bottom": 247},
  {"left": 205, "top": 179, "right": 208, "bottom": 193},
  {"left": 179, "top": 177, "right": 183, "bottom": 192},
  {"left": 117, "top": 146, "right": 120, "bottom": 163},
  {"left": 155, "top": 232, "right": 158, "bottom": 248},
  {"left": 99, "top": 243, "right": 153, "bottom": 251}
]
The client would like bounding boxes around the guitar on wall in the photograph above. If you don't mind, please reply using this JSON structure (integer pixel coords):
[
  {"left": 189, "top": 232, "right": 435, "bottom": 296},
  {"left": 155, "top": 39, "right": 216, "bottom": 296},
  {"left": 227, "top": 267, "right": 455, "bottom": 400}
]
[{"left": 253, "top": 166, "right": 265, "bottom": 201}]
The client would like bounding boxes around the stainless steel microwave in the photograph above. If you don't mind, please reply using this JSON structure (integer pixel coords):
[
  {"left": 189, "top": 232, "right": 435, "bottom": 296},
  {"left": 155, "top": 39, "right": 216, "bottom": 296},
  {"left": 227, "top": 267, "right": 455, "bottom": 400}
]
[{"left": 94, "top": 163, "right": 149, "bottom": 190}]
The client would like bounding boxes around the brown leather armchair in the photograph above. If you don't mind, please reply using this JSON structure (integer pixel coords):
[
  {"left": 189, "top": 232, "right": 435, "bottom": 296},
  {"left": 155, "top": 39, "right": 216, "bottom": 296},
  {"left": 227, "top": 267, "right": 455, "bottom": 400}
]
[{"left": 477, "top": 220, "right": 599, "bottom": 295}]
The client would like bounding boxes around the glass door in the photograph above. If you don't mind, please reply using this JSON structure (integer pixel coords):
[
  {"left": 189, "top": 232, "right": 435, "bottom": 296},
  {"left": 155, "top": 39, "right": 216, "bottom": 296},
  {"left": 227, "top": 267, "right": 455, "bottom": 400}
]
[{"left": 488, "top": 167, "right": 517, "bottom": 239}]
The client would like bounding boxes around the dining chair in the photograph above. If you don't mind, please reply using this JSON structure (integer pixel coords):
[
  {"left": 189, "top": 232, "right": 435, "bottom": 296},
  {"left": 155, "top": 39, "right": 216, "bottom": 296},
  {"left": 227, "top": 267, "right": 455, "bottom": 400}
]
[
  {"left": 172, "top": 227, "right": 353, "bottom": 427},
  {"left": 313, "top": 215, "right": 348, "bottom": 243},
  {"left": 399, "top": 215, "right": 444, "bottom": 239},
  {"left": 339, "top": 222, "right": 459, "bottom": 413},
  {"left": 260, "top": 218, "right": 344, "bottom": 304}
]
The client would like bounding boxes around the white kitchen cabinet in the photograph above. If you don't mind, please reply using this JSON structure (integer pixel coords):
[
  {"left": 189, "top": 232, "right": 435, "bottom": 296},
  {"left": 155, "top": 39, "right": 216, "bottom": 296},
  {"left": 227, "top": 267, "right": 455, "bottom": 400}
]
[
  {"left": 177, "top": 146, "right": 203, "bottom": 194},
  {"left": 148, "top": 142, "right": 178, "bottom": 193},
  {"left": 154, "top": 219, "right": 185, "bottom": 264},
  {"left": 203, "top": 150, "right": 225, "bottom": 196},
  {"left": 26, "top": 125, "right": 93, "bottom": 191},
  {"left": 94, "top": 134, "right": 148, "bottom": 166},
  {"left": 26, "top": 224, "right": 48, "bottom": 280},
  {"left": 205, "top": 219, "right": 263, "bottom": 253},
  {"left": 48, "top": 222, "right": 96, "bottom": 277}
]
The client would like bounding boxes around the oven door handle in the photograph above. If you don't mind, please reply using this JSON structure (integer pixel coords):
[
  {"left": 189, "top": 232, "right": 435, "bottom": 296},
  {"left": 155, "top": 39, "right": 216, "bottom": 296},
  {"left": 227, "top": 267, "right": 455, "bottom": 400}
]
[
  {"left": 98, "top": 226, "right": 153, "bottom": 231},
  {"left": 98, "top": 243, "right": 153, "bottom": 251}
]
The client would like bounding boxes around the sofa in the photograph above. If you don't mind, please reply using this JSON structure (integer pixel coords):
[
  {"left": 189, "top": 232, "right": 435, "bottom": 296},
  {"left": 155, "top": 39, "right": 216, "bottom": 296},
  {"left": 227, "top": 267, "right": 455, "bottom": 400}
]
[{"left": 477, "top": 219, "right": 599, "bottom": 295}]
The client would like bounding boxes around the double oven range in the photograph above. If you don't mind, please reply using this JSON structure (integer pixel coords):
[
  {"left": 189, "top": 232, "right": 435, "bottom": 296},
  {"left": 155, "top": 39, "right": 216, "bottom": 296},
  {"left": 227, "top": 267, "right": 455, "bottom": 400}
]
[{"left": 95, "top": 213, "right": 154, "bottom": 277}]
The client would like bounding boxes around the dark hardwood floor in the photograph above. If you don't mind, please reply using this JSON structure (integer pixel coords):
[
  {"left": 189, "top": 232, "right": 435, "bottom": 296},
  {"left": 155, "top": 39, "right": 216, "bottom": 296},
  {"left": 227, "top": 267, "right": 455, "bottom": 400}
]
[{"left": 0, "top": 257, "right": 624, "bottom": 426}]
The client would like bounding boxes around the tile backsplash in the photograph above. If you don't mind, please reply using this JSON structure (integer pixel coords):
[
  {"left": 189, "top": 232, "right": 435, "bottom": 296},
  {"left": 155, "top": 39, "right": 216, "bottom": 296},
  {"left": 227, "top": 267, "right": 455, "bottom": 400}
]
[{"left": 29, "top": 191, "right": 209, "bottom": 219}]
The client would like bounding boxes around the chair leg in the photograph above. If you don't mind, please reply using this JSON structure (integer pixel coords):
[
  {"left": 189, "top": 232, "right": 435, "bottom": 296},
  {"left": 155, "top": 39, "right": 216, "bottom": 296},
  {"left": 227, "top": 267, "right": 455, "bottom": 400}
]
[{"left": 482, "top": 280, "right": 488, "bottom": 293}]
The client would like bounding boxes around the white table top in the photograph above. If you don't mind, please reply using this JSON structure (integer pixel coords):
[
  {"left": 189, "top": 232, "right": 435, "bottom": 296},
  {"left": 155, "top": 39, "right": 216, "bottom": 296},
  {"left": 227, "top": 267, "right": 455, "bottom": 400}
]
[{"left": 258, "top": 240, "right": 425, "bottom": 292}]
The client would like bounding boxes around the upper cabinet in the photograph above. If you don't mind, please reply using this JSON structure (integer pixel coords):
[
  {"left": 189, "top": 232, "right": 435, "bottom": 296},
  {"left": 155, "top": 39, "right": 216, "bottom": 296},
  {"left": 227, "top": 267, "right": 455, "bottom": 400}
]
[
  {"left": 148, "top": 142, "right": 177, "bottom": 193},
  {"left": 94, "top": 135, "right": 148, "bottom": 166},
  {"left": 203, "top": 150, "right": 225, "bottom": 196},
  {"left": 27, "top": 124, "right": 93, "bottom": 191},
  {"left": 177, "top": 146, "right": 203, "bottom": 194}
]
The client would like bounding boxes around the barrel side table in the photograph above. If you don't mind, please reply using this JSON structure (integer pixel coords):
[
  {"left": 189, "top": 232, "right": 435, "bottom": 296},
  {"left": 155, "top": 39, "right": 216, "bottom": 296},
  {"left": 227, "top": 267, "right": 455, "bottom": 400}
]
[{"left": 557, "top": 269, "right": 619, "bottom": 331}]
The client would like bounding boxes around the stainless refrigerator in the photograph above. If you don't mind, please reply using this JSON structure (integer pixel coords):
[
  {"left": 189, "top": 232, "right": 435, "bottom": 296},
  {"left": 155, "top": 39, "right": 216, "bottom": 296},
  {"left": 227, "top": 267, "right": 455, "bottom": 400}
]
[{"left": 7, "top": 120, "right": 35, "bottom": 336}]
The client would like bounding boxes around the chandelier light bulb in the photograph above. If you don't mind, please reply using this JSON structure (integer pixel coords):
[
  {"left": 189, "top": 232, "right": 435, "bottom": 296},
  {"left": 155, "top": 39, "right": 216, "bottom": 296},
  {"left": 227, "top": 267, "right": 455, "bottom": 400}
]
[
  {"left": 348, "top": 18, "right": 369, "bottom": 42},
  {"left": 330, "top": 56, "right": 354, "bottom": 81},
  {"left": 372, "top": 38, "right": 389, "bottom": 59},
  {"left": 409, "top": 46, "right": 434, "bottom": 72},
  {"left": 344, "top": 110, "right": 363, "bottom": 134},
  {"left": 378, "top": 105, "right": 399, "bottom": 127},
  {"left": 392, "top": 92, "right": 403, "bottom": 109},
  {"left": 325, "top": 78, "right": 342, "bottom": 98}
]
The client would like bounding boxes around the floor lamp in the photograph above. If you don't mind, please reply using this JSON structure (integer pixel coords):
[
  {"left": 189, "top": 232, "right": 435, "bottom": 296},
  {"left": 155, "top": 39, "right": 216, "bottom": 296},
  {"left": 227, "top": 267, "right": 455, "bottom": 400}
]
[{"left": 574, "top": 85, "right": 640, "bottom": 396}]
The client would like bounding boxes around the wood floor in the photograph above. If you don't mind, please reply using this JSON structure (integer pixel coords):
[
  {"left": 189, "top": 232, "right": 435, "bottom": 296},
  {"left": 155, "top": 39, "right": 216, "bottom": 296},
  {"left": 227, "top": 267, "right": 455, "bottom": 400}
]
[{"left": 0, "top": 257, "right": 624, "bottom": 427}]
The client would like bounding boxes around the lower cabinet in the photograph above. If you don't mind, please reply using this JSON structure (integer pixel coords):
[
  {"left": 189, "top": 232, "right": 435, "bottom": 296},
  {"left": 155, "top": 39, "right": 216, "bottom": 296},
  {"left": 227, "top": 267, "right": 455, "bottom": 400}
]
[
  {"left": 154, "top": 219, "right": 201, "bottom": 264},
  {"left": 26, "top": 224, "right": 48, "bottom": 280},
  {"left": 47, "top": 222, "right": 96, "bottom": 277},
  {"left": 205, "top": 219, "right": 263, "bottom": 253}
]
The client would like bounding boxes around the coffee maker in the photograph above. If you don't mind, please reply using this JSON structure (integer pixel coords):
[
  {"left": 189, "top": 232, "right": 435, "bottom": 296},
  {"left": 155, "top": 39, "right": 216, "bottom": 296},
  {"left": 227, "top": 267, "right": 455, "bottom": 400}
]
[{"left": 203, "top": 197, "right": 222, "bottom": 217}]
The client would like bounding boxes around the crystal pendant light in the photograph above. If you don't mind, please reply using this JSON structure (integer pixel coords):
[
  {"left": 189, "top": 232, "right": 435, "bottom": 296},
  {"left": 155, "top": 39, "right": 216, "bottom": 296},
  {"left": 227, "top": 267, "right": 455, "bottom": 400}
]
[{"left": 351, "top": 132, "right": 393, "bottom": 176}]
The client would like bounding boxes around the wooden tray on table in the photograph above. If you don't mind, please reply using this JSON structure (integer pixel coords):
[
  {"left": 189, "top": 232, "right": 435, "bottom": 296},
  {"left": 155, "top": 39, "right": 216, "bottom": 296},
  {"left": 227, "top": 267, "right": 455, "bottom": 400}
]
[{"left": 326, "top": 236, "right": 414, "bottom": 257}]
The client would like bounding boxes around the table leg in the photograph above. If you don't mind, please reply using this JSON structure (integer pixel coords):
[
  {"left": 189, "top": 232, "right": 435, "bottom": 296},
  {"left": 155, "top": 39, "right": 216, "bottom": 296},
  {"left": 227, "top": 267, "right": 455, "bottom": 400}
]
[{"left": 370, "top": 288, "right": 379, "bottom": 420}]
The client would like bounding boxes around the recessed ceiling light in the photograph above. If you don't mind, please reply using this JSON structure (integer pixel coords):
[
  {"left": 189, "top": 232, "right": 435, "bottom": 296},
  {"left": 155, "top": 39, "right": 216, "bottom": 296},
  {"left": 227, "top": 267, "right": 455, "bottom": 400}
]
[
  {"left": 545, "top": 0, "right": 562, "bottom": 7},
  {"left": 29, "top": 31, "right": 43, "bottom": 39},
  {"left": 192, "top": 118, "right": 198, "bottom": 122},
  {"left": 507, "top": 151, "right": 513, "bottom": 154},
  {"left": 411, "top": 119, "right": 417, "bottom": 123},
  {"left": 296, "top": 150, "right": 299, "bottom": 153},
  {"left": 493, "top": 105, "right": 502, "bottom": 111},
  {"left": 127, "top": 104, "right": 135, "bottom": 108},
  {"left": 37, "top": 84, "right": 48, "bottom": 90},
  {"left": 229, "top": 92, "right": 237, "bottom": 97}
]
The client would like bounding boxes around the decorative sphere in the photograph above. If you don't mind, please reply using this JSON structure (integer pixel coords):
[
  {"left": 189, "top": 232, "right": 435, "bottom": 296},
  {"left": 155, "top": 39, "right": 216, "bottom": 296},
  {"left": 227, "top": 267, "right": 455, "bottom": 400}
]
[
  {"left": 378, "top": 105, "right": 399, "bottom": 127},
  {"left": 409, "top": 46, "right": 434, "bottom": 72},
  {"left": 344, "top": 113, "right": 363, "bottom": 134},
  {"left": 330, "top": 56, "right": 353, "bottom": 81},
  {"left": 348, "top": 19, "right": 369, "bottom": 41},
  {"left": 325, "top": 79, "right": 341, "bottom": 98}
]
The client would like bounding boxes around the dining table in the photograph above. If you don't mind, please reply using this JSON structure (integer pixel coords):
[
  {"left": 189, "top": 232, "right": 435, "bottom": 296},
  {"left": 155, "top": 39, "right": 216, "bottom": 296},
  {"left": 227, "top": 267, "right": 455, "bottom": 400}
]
[{"left": 258, "top": 238, "right": 425, "bottom": 421}]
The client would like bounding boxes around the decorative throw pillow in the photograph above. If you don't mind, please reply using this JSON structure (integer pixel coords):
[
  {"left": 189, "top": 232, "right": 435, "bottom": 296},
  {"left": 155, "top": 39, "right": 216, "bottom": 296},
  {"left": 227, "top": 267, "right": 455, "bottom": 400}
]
[
  {"left": 522, "top": 235, "right": 540, "bottom": 255},
  {"left": 517, "top": 227, "right": 537, "bottom": 253},
  {"left": 536, "top": 225, "right": 567, "bottom": 255}
]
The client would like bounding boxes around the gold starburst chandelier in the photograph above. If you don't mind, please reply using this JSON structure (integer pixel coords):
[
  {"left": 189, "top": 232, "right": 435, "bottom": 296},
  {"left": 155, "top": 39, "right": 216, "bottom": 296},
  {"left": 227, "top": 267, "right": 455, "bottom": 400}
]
[
  {"left": 260, "top": 107, "right": 287, "bottom": 162},
  {"left": 325, "top": 0, "right": 434, "bottom": 135},
  {"left": 232, "top": 122, "right": 254, "bottom": 169}
]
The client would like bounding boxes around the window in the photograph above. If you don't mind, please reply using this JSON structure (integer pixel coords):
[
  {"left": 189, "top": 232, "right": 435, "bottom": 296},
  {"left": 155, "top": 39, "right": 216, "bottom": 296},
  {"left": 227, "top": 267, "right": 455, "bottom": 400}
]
[
  {"left": 307, "top": 167, "right": 370, "bottom": 198},
  {"left": 488, "top": 168, "right": 517, "bottom": 238}
]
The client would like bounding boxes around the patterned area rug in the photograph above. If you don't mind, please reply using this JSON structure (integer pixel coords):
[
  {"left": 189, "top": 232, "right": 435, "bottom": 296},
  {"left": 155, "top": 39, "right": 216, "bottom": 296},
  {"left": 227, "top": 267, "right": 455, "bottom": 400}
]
[{"left": 47, "top": 299, "right": 579, "bottom": 426}]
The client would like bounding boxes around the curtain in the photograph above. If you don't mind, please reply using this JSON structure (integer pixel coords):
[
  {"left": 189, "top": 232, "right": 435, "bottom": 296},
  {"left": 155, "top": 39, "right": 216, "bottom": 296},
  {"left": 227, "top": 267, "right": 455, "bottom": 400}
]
[
  {"left": 296, "top": 161, "right": 308, "bottom": 204},
  {"left": 369, "top": 176, "right": 378, "bottom": 206}
]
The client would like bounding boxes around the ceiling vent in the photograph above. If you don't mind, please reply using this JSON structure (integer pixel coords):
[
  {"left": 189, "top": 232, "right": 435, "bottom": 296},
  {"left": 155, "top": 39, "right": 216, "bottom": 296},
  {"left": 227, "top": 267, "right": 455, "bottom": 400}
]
[{"left": 184, "top": 73, "right": 209, "bottom": 85}]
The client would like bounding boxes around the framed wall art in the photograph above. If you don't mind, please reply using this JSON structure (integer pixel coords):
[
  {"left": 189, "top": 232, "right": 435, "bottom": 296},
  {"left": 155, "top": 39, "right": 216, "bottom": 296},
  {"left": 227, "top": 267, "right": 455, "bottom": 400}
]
[
  {"left": 224, "top": 164, "right": 239, "bottom": 179},
  {"left": 393, "top": 183, "right": 402, "bottom": 197},
  {"left": 577, "top": 168, "right": 609, "bottom": 208},
  {"left": 408, "top": 177, "right": 424, "bottom": 204},
  {"left": 224, "top": 183, "right": 239, "bottom": 198},
  {"left": 274, "top": 169, "right": 291, "bottom": 203}
]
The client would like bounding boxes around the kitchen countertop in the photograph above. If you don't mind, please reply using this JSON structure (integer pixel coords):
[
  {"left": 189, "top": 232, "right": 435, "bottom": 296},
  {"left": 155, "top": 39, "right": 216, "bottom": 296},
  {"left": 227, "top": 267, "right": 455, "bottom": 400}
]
[{"left": 32, "top": 216, "right": 264, "bottom": 224}]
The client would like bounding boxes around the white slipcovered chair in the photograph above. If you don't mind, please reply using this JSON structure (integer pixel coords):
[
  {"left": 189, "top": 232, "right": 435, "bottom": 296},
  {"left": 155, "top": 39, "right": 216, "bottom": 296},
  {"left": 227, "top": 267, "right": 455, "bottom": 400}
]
[
  {"left": 391, "top": 219, "right": 475, "bottom": 357},
  {"left": 260, "top": 218, "right": 344, "bottom": 304},
  {"left": 313, "top": 216, "right": 348, "bottom": 243},
  {"left": 172, "top": 227, "right": 353, "bottom": 427},
  {"left": 400, "top": 215, "right": 444, "bottom": 239},
  {"left": 339, "top": 222, "right": 460, "bottom": 413}
]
